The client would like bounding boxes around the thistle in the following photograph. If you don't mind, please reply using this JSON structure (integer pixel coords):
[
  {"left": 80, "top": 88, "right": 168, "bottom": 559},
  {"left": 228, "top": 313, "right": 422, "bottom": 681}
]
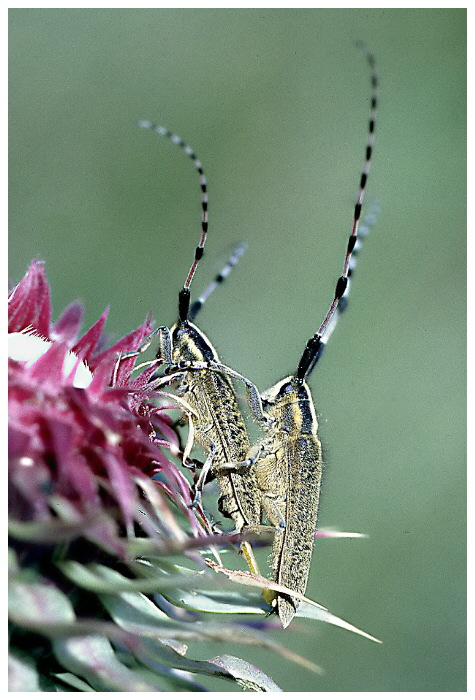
[{"left": 8, "top": 261, "right": 378, "bottom": 692}]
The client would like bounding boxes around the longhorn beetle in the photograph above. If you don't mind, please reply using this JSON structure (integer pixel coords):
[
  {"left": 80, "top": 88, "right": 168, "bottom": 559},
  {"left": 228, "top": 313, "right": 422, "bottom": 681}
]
[
  {"left": 135, "top": 122, "right": 270, "bottom": 574},
  {"left": 136, "top": 44, "right": 377, "bottom": 627},
  {"left": 195, "top": 45, "right": 379, "bottom": 627}
]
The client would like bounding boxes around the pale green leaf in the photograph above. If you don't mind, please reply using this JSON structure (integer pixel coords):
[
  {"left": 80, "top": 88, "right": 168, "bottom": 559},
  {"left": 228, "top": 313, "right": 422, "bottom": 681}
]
[
  {"left": 52, "top": 672, "right": 96, "bottom": 691},
  {"left": 210, "top": 654, "right": 282, "bottom": 692},
  {"left": 100, "top": 588, "right": 175, "bottom": 631},
  {"left": 8, "top": 652, "right": 41, "bottom": 691},
  {"left": 8, "top": 547, "right": 19, "bottom": 575},
  {"left": 52, "top": 635, "right": 164, "bottom": 691},
  {"left": 57, "top": 559, "right": 208, "bottom": 594},
  {"left": 294, "top": 602, "right": 382, "bottom": 643},
  {"left": 164, "top": 586, "right": 268, "bottom": 614},
  {"left": 9, "top": 579, "right": 75, "bottom": 626},
  {"left": 133, "top": 638, "right": 220, "bottom": 690}
]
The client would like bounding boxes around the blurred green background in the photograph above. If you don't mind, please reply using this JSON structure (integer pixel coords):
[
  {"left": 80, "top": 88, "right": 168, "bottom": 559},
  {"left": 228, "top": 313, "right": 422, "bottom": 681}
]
[{"left": 9, "top": 8, "right": 466, "bottom": 692}]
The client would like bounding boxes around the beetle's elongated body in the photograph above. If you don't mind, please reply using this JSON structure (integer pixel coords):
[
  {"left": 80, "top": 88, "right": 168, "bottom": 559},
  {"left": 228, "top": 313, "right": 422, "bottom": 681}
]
[
  {"left": 167, "top": 320, "right": 261, "bottom": 537},
  {"left": 254, "top": 378, "right": 322, "bottom": 627},
  {"left": 256, "top": 207, "right": 379, "bottom": 627}
]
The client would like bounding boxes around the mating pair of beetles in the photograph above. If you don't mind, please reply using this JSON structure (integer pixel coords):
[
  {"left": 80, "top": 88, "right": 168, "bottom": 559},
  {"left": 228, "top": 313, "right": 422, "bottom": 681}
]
[{"left": 133, "top": 46, "right": 378, "bottom": 628}]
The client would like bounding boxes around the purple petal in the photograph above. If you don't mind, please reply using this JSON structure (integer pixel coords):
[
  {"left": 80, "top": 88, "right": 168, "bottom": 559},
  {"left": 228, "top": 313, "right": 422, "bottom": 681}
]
[
  {"left": 72, "top": 307, "right": 109, "bottom": 363},
  {"left": 27, "top": 341, "right": 69, "bottom": 390},
  {"left": 8, "top": 261, "right": 51, "bottom": 337},
  {"left": 52, "top": 302, "right": 84, "bottom": 343}
]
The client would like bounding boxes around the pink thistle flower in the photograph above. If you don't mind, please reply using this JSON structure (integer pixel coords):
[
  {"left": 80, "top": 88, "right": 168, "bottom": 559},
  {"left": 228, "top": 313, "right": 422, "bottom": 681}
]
[
  {"left": 8, "top": 262, "right": 291, "bottom": 693},
  {"left": 8, "top": 261, "right": 200, "bottom": 556},
  {"left": 8, "top": 262, "right": 374, "bottom": 692}
]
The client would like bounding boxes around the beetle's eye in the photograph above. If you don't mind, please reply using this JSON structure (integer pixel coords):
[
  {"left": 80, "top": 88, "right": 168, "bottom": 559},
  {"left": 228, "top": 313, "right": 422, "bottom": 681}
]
[{"left": 277, "top": 381, "right": 293, "bottom": 398}]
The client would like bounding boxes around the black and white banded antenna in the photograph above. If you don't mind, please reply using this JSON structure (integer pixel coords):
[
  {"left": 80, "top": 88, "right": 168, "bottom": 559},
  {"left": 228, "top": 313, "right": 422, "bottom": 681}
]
[
  {"left": 296, "top": 44, "right": 378, "bottom": 382},
  {"left": 138, "top": 120, "right": 210, "bottom": 324},
  {"left": 319, "top": 200, "right": 379, "bottom": 348},
  {"left": 189, "top": 242, "right": 247, "bottom": 322}
]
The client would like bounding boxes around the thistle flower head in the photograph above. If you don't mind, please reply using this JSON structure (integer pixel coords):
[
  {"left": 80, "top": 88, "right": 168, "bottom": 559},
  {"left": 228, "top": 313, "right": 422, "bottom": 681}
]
[
  {"left": 8, "top": 261, "right": 193, "bottom": 551},
  {"left": 8, "top": 262, "right": 377, "bottom": 692}
]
